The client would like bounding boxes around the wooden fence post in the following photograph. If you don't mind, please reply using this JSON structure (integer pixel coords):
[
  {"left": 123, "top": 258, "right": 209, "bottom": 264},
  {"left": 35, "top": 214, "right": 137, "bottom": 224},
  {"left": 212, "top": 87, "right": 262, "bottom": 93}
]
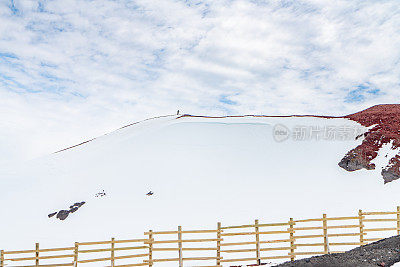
[
  {"left": 255, "top": 219, "right": 261, "bottom": 265},
  {"left": 111, "top": 238, "right": 115, "bottom": 267},
  {"left": 358, "top": 210, "right": 365, "bottom": 245},
  {"left": 178, "top": 226, "right": 183, "bottom": 267},
  {"left": 397, "top": 206, "right": 400, "bottom": 235},
  {"left": 322, "top": 214, "right": 330, "bottom": 254},
  {"left": 1, "top": 249, "right": 4, "bottom": 267},
  {"left": 35, "top": 243, "right": 39, "bottom": 267},
  {"left": 74, "top": 242, "right": 79, "bottom": 267},
  {"left": 217, "top": 222, "right": 221, "bottom": 266},
  {"left": 289, "top": 218, "right": 295, "bottom": 262},
  {"left": 148, "top": 230, "right": 153, "bottom": 267}
]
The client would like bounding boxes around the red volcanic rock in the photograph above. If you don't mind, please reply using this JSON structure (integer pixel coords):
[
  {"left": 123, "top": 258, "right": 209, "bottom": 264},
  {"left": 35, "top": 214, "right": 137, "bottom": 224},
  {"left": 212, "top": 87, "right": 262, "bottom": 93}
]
[{"left": 339, "top": 104, "right": 400, "bottom": 183}]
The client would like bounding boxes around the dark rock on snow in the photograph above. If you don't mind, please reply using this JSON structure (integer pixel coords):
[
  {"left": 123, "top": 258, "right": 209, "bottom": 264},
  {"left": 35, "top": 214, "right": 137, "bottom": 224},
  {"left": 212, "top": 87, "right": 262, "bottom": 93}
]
[
  {"left": 338, "top": 148, "right": 375, "bottom": 172},
  {"left": 49, "top": 201, "right": 86, "bottom": 221},
  {"left": 69, "top": 207, "right": 78, "bottom": 213},
  {"left": 56, "top": 210, "right": 70, "bottom": 221},
  {"left": 48, "top": 212, "right": 57, "bottom": 218}
]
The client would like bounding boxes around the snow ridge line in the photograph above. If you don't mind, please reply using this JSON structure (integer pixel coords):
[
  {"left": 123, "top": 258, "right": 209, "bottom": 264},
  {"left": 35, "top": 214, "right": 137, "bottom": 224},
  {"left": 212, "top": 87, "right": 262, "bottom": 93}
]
[
  {"left": 54, "top": 113, "right": 343, "bottom": 154},
  {"left": 54, "top": 114, "right": 176, "bottom": 153},
  {"left": 177, "top": 114, "right": 341, "bottom": 119}
]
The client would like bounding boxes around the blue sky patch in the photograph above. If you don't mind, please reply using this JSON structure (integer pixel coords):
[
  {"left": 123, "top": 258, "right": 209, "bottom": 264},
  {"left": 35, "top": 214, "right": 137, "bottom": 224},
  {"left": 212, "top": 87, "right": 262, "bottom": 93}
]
[
  {"left": 37, "top": 1, "right": 45, "bottom": 12},
  {"left": 0, "top": 52, "right": 18, "bottom": 60},
  {"left": 219, "top": 95, "right": 237, "bottom": 105},
  {"left": 39, "top": 71, "right": 61, "bottom": 82},
  {"left": 345, "top": 84, "right": 382, "bottom": 103},
  {"left": 9, "top": 0, "right": 20, "bottom": 15}
]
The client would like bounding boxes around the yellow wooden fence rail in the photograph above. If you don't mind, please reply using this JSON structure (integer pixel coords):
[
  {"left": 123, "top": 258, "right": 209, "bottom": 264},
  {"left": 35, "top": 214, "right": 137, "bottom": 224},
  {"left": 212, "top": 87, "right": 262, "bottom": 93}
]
[{"left": 2, "top": 206, "right": 400, "bottom": 267}]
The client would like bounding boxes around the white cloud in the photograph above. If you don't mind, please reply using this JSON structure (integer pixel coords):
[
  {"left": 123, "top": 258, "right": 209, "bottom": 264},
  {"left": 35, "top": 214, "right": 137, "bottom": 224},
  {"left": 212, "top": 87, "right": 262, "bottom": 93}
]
[{"left": 1, "top": 0, "right": 400, "bottom": 164}]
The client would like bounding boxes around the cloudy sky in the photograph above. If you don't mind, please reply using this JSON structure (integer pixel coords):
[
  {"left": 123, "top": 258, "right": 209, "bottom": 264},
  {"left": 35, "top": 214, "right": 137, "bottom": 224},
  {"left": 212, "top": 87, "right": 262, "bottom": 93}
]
[{"left": 1, "top": 0, "right": 400, "bottom": 164}]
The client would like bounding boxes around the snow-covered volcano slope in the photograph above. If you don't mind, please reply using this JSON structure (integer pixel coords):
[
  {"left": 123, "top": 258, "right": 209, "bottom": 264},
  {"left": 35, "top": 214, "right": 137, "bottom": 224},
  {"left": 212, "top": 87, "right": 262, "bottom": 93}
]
[{"left": 2, "top": 113, "right": 400, "bottom": 251}]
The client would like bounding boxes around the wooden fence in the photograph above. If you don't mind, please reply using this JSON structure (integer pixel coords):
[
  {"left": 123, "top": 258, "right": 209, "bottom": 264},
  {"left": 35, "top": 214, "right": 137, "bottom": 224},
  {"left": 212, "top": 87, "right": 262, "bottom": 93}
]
[{"left": 2, "top": 206, "right": 400, "bottom": 267}]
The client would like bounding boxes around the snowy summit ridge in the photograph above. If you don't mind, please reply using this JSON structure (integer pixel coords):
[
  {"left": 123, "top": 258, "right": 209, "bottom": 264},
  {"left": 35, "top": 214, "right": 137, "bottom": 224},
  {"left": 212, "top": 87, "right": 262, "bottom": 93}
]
[{"left": 56, "top": 105, "right": 400, "bottom": 184}]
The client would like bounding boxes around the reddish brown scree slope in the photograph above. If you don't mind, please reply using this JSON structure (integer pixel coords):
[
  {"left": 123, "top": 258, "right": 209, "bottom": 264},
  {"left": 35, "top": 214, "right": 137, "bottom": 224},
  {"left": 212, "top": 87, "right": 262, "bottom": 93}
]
[{"left": 339, "top": 104, "right": 400, "bottom": 183}]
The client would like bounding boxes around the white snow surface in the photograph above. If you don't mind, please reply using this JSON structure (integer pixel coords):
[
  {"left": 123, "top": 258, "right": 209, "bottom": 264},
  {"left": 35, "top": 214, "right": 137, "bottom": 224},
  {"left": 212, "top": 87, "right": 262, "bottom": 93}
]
[{"left": 1, "top": 115, "right": 400, "bottom": 260}]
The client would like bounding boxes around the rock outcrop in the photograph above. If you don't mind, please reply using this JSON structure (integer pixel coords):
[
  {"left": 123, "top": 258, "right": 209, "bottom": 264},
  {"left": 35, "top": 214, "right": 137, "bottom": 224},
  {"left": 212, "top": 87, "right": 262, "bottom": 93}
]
[
  {"left": 49, "top": 201, "right": 86, "bottom": 221},
  {"left": 338, "top": 148, "right": 375, "bottom": 171},
  {"left": 339, "top": 104, "right": 400, "bottom": 183}
]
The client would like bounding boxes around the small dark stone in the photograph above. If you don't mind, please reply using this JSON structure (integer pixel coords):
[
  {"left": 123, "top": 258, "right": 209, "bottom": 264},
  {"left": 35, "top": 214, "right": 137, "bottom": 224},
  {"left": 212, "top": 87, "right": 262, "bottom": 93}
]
[
  {"left": 69, "top": 207, "right": 78, "bottom": 213},
  {"left": 50, "top": 201, "right": 86, "bottom": 220},
  {"left": 48, "top": 212, "right": 57, "bottom": 218},
  {"left": 56, "top": 210, "right": 70, "bottom": 220}
]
